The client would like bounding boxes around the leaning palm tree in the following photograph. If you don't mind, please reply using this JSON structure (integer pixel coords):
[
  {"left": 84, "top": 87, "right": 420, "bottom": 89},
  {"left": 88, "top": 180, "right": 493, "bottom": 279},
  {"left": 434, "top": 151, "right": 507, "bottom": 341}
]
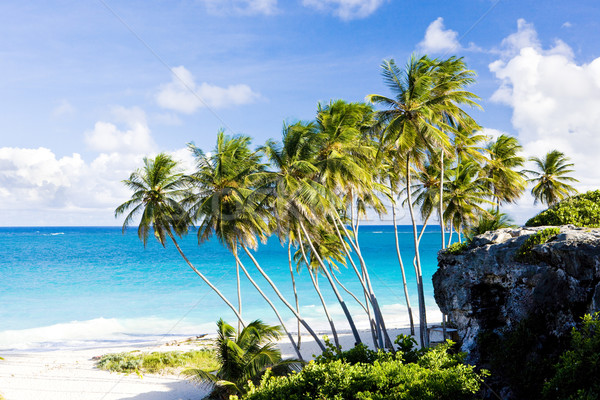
[
  {"left": 115, "top": 153, "right": 245, "bottom": 325},
  {"left": 367, "top": 55, "right": 472, "bottom": 347},
  {"left": 483, "top": 134, "right": 526, "bottom": 212},
  {"left": 524, "top": 150, "right": 578, "bottom": 207},
  {"left": 185, "top": 319, "right": 302, "bottom": 399},
  {"left": 186, "top": 132, "right": 307, "bottom": 359}
]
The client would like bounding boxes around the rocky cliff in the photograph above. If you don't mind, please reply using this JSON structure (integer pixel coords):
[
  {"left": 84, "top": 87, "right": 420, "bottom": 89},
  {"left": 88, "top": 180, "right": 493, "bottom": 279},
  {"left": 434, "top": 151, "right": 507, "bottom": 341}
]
[{"left": 433, "top": 225, "right": 600, "bottom": 360}]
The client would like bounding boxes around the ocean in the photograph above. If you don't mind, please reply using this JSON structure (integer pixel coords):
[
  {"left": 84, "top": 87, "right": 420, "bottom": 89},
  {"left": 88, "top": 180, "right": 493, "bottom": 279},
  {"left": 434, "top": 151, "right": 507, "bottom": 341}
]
[{"left": 0, "top": 226, "right": 444, "bottom": 352}]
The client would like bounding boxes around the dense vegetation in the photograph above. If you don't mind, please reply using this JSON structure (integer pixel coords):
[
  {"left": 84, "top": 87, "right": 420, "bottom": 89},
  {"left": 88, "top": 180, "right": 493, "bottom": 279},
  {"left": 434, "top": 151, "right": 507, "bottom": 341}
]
[
  {"left": 526, "top": 190, "right": 600, "bottom": 227},
  {"left": 515, "top": 227, "right": 561, "bottom": 262},
  {"left": 238, "top": 340, "right": 487, "bottom": 400},
  {"left": 96, "top": 349, "right": 218, "bottom": 375},
  {"left": 543, "top": 312, "right": 600, "bottom": 399}
]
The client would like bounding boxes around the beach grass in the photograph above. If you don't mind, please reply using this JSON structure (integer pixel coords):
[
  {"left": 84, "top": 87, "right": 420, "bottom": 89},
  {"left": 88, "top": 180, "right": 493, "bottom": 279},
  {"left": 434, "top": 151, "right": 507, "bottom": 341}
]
[{"left": 96, "top": 349, "right": 219, "bottom": 375}]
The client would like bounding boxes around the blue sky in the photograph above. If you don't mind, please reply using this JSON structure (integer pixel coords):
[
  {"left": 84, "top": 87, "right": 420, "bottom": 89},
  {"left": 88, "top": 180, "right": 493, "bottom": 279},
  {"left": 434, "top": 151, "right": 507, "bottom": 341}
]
[{"left": 1, "top": 0, "right": 599, "bottom": 226}]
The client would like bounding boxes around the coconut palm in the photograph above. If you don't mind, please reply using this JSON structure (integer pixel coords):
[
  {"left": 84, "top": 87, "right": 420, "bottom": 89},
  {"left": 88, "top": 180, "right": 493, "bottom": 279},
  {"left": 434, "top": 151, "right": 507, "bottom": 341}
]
[
  {"left": 186, "top": 132, "right": 305, "bottom": 359},
  {"left": 483, "top": 134, "right": 526, "bottom": 211},
  {"left": 524, "top": 150, "right": 578, "bottom": 207},
  {"left": 185, "top": 319, "right": 302, "bottom": 399},
  {"left": 443, "top": 160, "right": 491, "bottom": 244},
  {"left": 367, "top": 55, "right": 472, "bottom": 347},
  {"left": 115, "top": 153, "right": 245, "bottom": 325}
]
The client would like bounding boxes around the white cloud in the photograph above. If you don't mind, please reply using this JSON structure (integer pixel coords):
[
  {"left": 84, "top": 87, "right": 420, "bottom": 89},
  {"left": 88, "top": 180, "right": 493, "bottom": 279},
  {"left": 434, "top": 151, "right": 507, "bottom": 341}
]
[
  {"left": 489, "top": 19, "right": 600, "bottom": 199},
  {"left": 302, "top": 0, "right": 386, "bottom": 21},
  {"left": 562, "top": 21, "right": 572, "bottom": 28},
  {"left": 199, "top": 0, "right": 278, "bottom": 16},
  {"left": 156, "top": 66, "right": 261, "bottom": 114},
  {"left": 85, "top": 107, "right": 156, "bottom": 154},
  {"left": 417, "top": 17, "right": 460, "bottom": 54},
  {"left": 0, "top": 107, "right": 195, "bottom": 225}
]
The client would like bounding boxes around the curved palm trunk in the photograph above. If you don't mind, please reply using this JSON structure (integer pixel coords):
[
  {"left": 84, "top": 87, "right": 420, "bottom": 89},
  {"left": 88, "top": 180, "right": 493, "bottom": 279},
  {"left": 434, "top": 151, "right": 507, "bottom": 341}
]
[
  {"left": 447, "top": 220, "right": 454, "bottom": 247},
  {"left": 287, "top": 241, "right": 301, "bottom": 348},
  {"left": 241, "top": 245, "right": 326, "bottom": 352},
  {"left": 166, "top": 231, "right": 245, "bottom": 328},
  {"left": 233, "top": 252, "right": 303, "bottom": 361},
  {"left": 331, "top": 216, "right": 380, "bottom": 348},
  {"left": 298, "top": 223, "right": 362, "bottom": 345},
  {"left": 391, "top": 198, "right": 415, "bottom": 336},
  {"left": 330, "top": 266, "right": 368, "bottom": 314},
  {"left": 406, "top": 155, "right": 429, "bottom": 348},
  {"left": 332, "top": 213, "right": 393, "bottom": 349},
  {"left": 235, "top": 258, "right": 242, "bottom": 333},
  {"left": 440, "top": 150, "right": 446, "bottom": 249},
  {"left": 308, "top": 267, "right": 340, "bottom": 348}
]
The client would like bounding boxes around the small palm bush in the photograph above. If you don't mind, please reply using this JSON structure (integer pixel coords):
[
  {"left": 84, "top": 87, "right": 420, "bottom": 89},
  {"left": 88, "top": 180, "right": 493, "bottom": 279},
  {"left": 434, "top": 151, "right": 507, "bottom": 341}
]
[{"left": 185, "top": 319, "right": 302, "bottom": 399}]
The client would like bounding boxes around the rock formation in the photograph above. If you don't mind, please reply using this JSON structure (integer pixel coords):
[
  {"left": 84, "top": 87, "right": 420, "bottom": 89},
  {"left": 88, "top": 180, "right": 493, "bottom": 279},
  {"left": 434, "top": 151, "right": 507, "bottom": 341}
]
[{"left": 434, "top": 225, "right": 600, "bottom": 361}]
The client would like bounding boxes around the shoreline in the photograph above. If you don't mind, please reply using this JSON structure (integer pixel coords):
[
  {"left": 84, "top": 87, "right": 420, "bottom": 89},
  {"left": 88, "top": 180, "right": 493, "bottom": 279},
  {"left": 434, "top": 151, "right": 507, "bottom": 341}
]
[{"left": 0, "top": 324, "right": 444, "bottom": 400}]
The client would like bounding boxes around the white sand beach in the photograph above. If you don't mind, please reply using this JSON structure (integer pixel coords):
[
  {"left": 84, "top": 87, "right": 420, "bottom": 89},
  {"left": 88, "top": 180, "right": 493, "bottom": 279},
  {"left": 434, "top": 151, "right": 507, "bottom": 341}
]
[{"left": 0, "top": 325, "right": 447, "bottom": 400}]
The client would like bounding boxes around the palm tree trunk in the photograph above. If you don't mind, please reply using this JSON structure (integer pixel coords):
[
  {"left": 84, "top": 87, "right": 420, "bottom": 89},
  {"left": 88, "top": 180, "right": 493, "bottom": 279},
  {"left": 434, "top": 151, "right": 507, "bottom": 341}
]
[
  {"left": 165, "top": 231, "right": 245, "bottom": 328},
  {"left": 288, "top": 241, "right": 301, "bottom": 348},
  {"left": 298, "top": 223, "right": 362, "bottom": 345},
  {"left": 236, "top": 257, "right": 242, "bottom": 333},
  {"left": 330, "top": 266, "right": 368, "bottom": 314},
  {"left": 332, "top": 213, "right": 393, "bottom": 349},
  {"left": 447, "top": 220, "right": 454, "bottom": 247},
  {"left": 331, "top": 217, "right": 380, "bottom": 348},
  {"left": 233, "top": 251, "right": 303, "bottom": 361},
  {"left": 392, "top": 197, "right": 415, "bottom": 336},
  {"left": 241, "top": 245, "right": 326, "bottom": 352},
  {"left": 440, "top": 150, "right": 446, "bottom": 249},
  {"left": 406, "top": 155, "right": 429, "bottom": 348},
  {"left": 308, "top": 266, "right": 340, "bottom": 348}
]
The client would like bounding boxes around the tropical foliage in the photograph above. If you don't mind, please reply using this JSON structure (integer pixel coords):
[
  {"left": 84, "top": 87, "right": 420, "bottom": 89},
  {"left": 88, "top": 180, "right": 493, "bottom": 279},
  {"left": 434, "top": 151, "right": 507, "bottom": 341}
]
[
  {"left": 116, "top": 53, "right": 579, "bottom": 364},
  {"left": 543, "top": 313, "right": 600, "bottom": 400},
  {"left": 515, "top": 227, "right": 561, "bottom": 262},
  {"left": 526, "top": 190, "right": 600, "bottom": 228},
  {"left": 96, "top": 349, "right": 218, "bottom": 375},
  {"left": 525, "top": 150, "right": 578, "bottom": 206},
  {"left": 240, "top": 340, "right": 487, "bottom": 400},
  {"left": 185, "top": 319, "right": 302, "bottom": 399}
]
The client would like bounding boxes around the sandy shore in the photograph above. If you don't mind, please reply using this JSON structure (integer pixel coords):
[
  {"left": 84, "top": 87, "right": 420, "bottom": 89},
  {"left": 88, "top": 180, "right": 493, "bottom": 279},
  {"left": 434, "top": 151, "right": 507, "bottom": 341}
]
[{"left": 0, "top": 325, "right": 445, "bottom": 400}]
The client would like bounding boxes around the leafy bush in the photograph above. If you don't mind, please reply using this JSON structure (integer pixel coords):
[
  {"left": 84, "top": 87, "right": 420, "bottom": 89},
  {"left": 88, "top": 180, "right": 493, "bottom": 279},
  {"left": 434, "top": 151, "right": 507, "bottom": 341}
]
[
  {"left": 241, "top": 341, "right": 488, "bottom": 400},
  {"left": 515, "top": 227, "right": 560, "bottom": 262},
  {"left": 526, "top": 190, "right": 600, "bottom": 227},
  {"left": 96, "top": 349, "right": 218, "bottom": 375},
  {"left": 314, "top": 336, "right": 379, "bottom": 365},
  {"left": 466, "top": 209, "right": 516, "bottom": 242},
  {"left": 543, "top": 313, "right": 600, "bottom": 400},
  {"left": 445, "top": 242, "right": 468, "bottom": 255}
]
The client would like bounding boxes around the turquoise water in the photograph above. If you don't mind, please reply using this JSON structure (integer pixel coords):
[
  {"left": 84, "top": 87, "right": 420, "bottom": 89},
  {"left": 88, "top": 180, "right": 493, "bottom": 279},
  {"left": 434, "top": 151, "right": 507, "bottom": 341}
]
[{"left": 0, "top": 226, "right": 443, "bottom": 352}]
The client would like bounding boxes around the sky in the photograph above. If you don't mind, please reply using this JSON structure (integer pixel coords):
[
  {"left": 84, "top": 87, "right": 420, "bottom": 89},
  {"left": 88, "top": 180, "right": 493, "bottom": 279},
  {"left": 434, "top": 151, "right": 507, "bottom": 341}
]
[{"left": 1, "top": 0, "right": 599, "bottom": 226}]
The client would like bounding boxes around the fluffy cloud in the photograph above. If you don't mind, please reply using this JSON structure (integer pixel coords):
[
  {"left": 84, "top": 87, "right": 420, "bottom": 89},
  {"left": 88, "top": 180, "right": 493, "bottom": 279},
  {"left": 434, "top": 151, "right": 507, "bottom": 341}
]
[
  {"left": 199, "top": 0, "right": 278, "bottom": 15},
  {"left": 302, "top": 0, "right": 386, "bottom": 21},
  {"left": 0, "top": 109, "right": 193, "bottom": 225},
  {"left": 156, "top": 66, "right": 261, "bottom": 114},
  {"left": 85, "top": 107, "right": 156, "bottom": 154},
  {"left": 417, "top": 17, "right": 460, "bottom": 54},
  {"left": 489, "top": 19, "right": 600, "bottom": 195}
]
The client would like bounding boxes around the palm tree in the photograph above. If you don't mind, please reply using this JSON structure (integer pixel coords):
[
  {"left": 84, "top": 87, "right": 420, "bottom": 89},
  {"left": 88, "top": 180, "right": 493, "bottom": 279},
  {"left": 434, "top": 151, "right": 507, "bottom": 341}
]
[
  {"left": 185, "top": 319, "right": 302, "bottom": 399},
  {"left": 367, "top": 55, "right": 471, "bottom": 347},
  {"left": 186, "top": 132, "right": 305, "bottom": 359},
  {"left": 483, "top": 134, "right": 526, "bottom": 211},
  {"left": 524, "top": 150, "right": 578, "bottom": 207},
  {"left": 115, "top": 153, "right": 245, "bottom": 325},
  {"left": 443, "top": 160, "right": 491, "bottom": 244}
]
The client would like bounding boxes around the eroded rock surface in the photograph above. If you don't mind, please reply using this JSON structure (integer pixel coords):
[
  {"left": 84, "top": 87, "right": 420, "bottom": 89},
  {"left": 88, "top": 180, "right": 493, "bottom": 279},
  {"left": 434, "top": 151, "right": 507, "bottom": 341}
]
[{"left": 433, "top": 225, "right": 600, "bottom": 361}]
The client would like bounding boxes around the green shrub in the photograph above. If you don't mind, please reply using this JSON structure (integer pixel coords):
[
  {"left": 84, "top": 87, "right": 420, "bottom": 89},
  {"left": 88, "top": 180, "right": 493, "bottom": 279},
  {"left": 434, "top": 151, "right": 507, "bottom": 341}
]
[
  {"left": 515, "top": 227, "right": 560, "bottom": 262},
  {"left": 242, "top": 342, "right": 488, "bottom": 400},
  {"left": 526, "top": 190, "right": 600, "bottom": 227},
  {"left": 314, "top": 336, "right": 379, "bottom": 365},
  {"left": 543, "top": 313, "right": 600, "bottom": 400},
  {"left": 445, "top": 242, "right": 468, "bottom": 255},
  {"left": 96, "top": 349, "right": 218, "bottom": 375}
]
